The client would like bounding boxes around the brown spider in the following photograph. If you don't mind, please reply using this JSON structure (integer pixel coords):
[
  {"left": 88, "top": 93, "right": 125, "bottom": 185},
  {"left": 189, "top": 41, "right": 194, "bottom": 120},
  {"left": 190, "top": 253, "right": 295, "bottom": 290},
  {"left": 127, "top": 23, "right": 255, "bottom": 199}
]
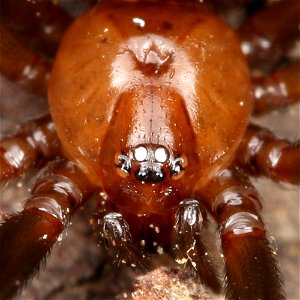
[{"left": 0, "top": 0, "right": 299, "bottom": 299}]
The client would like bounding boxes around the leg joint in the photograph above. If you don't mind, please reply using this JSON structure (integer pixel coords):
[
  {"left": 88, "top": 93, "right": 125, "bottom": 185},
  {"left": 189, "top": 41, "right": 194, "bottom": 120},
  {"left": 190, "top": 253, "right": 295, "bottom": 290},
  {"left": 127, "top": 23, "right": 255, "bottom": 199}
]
[
  {"left": 212, "top": 186, "right": 262, "bottom": 217},
  {"left": 221, "top": 212, "right": 265, "bottom": 236},
  {"left": 25, "top": 196, "right": 69, "bottom": 226}
]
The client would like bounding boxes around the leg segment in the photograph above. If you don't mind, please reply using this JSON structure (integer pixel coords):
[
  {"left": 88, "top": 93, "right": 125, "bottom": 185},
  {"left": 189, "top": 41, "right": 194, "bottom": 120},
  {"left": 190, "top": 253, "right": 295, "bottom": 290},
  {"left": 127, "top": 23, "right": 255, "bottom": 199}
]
[
  {"left": 93, "top": 196, "right": 148, "bottom": 270},
  {"left": 200, "top": 169, "right": 285, "bottom": 300},
  {"left": 208, "top": 0, "right": 264, "bottom": 29},
  {"left": 0, "top": 159, "right": 93, "bottom": 299},
  {"left": 85, "top": 0, "right": 99, "bottom": 8},
  {"left": 0, "top": 115, "right": 60, "bottom": 184},
  {"left": 198, "top": 167, "right": 285, "bottom": 300},
  {"left": 0, "top": 22, "right": 51, "bottom": 95},
  {"left": 238, "top": 0, "right": 300, "bottom": 71},
  {"left": 174, "top": 199, "right": 222, "bottom": 294},
  {"left": 252, "top": 61, "right": 300, "bottom": 115},
  {"left": 236, "top": 123, "right": 300, "bottom": 183},
  {"left": 0, "top": 0, "right": 72, "bottom": 57}
]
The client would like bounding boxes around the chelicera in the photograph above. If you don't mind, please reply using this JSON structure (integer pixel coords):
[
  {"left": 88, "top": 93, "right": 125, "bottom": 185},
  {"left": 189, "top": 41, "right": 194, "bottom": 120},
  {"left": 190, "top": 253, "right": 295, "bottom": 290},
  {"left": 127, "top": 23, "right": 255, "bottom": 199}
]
[{"left": 0, "top": 0, "right": 299, "bottom": 299}]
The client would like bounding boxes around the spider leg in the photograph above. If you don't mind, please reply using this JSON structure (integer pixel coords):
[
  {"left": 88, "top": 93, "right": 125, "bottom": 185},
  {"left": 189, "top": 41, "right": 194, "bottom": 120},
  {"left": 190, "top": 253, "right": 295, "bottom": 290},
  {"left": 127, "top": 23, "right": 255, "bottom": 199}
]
[
  {"left": 0, "top": 22, "right": 51, "bottom": 96},
  {"left": 236, "top": 123, "right": 300, "bottom": 183},
  {"left": 198, "top": 167, "right": 285, "bottom": 300},
  {"left": 174, "top": 198, "right": 222, "bottom": 294},
  {"left": 0, "top": 159, "right": 93, "bottom": 299},
  {"left": 0, "top": 0, "right": 72, "bottom": 58},
  {"left": 93, "top": 196, "right": 149, "bottom": 271},
  {"left": 0, "top": 115, "right": 60, "bottom": 184},
  {"left": 0, "top": 0, "right": 73, "bottom": 95},
  {"left": 238, "top": 0, "right": 300, "bottom": 71},
  {"left": 252, "top": 61, "right": 300, "bottom": 115},
  {"left": 85, "top": 0, "right": 99, "bottom": 8}
]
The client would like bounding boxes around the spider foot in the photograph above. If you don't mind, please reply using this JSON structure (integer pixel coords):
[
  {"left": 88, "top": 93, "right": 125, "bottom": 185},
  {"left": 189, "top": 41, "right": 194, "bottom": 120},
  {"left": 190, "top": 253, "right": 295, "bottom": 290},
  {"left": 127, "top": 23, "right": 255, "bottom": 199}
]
[
  {"left": 174, "top": 198, "right": 222, "bottom": 294},
  {"left": 95, "top": 212, "right": 149, "bottom": 272}
]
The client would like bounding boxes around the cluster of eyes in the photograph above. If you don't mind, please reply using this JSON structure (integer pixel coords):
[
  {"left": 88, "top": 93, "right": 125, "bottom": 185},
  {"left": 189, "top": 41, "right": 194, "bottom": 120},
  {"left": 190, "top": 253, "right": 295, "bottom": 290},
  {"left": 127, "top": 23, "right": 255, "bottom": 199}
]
[
  {"left": 133, "top": 145, "right": 168, "bottom": 163},
  {"left": 116, "top": 145, "right": 186, "bottom": 180}
]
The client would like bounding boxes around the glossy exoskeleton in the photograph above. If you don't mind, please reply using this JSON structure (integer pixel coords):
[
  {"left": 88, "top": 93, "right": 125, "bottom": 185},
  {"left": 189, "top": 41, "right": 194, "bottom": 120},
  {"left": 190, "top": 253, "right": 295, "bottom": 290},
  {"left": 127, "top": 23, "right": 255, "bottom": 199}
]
[{"left": 0, "top": 0, "right": 299, "bottom": 299}]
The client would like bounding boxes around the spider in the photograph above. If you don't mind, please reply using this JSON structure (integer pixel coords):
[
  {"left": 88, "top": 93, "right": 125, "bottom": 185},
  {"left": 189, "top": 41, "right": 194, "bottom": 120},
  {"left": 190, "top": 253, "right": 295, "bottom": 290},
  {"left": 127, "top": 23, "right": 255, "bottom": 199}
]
[{"left": 0, "top": 0, "right": 299, "bottom": 299}]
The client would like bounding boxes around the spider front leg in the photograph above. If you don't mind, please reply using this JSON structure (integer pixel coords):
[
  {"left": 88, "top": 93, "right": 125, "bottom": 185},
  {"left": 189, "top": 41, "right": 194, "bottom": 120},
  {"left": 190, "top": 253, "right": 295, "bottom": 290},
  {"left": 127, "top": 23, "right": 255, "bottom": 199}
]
[
  {"left": 94, "top": 197, "right": 148, "bottom": 270},
  {"left": 199, "top": 167, "right": 285, "bottom": 300},
  {"left": 0, "top": 159, "right": 93, "bottom": 299},
  {"left": 174, "top": 199, "right": 222, "bottom": 294}
]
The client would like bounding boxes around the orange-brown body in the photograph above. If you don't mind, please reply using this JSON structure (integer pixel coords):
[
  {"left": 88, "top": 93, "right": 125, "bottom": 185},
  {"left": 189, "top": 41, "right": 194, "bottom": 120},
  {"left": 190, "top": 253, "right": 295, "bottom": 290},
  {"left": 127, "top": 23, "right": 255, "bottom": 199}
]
[
  {"left": 49, "top": 1, "right": 252, "bottom": 218},
  {"left": 1, "top": 1, "right": 298, "bottom": 299}
]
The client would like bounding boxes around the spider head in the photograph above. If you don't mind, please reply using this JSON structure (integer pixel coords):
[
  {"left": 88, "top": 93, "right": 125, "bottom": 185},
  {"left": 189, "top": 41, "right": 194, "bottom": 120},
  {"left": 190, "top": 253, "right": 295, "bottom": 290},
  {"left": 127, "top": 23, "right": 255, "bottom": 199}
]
[{"left": 98, "top": 143, "right": 190, "bottom": 214}]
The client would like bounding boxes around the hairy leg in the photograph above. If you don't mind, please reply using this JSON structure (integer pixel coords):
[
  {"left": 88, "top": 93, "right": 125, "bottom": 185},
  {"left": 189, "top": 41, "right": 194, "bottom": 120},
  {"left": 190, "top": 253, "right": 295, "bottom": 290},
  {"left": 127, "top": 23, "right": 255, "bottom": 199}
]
[
  {"left": 0, "top": 159, "right": 93, "bottom": 299},
  {"left": 198, "top": 167, "right": 285, "bottom": 300},
  {"left": 174, "top": 198, "right": 222, "bottom": 294},
  {"left": 93, "top": 196, "right": 148, "bottom": 270}
]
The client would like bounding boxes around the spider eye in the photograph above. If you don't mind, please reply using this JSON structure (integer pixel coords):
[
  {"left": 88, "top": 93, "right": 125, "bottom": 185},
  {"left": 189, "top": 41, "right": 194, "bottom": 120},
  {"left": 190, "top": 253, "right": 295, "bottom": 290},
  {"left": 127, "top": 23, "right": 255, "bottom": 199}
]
[
  {"left": 170, "top": 155, "right": 187, "bottom": 179},
  {"left": 135, "top": 164, "right": 166, "bottom": 183},
  {"left": 134, "top": 146, "right": 148, "bottom": 161},
  {"left": 135, "top": 165, "right": 149, "bottom": 182},
  {"left": 154, "top": 147, "right": 168, "bottom": 163},
  {"left": 115, "top": 153, "right": 131, "bottom": 177},
  {"left": 152, "top": 166, "right": 166, "bottom": 182}
]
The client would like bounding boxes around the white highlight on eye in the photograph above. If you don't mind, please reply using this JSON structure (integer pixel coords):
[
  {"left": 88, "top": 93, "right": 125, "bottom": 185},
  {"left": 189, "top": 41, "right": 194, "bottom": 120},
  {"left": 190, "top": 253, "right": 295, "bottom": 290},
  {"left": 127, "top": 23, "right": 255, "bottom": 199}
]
[
  {"left": 134, "top": 146, "right": 148, "bottom": 161},
  {"left": 154, "top": 147, "right": 168, "bottom": 163}
]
